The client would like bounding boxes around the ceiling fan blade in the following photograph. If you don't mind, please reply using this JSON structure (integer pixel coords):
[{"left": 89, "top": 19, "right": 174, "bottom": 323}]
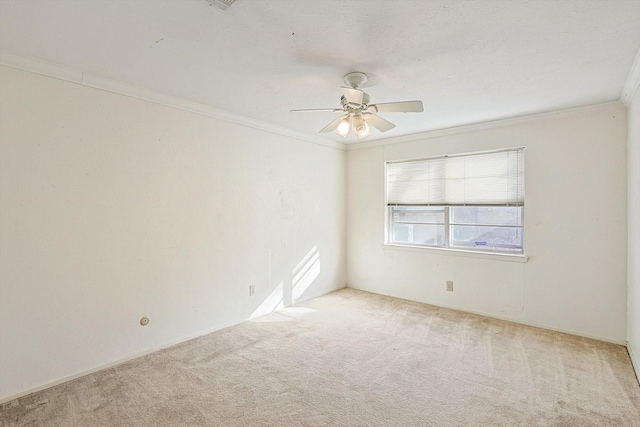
[
  {"left": 290, "top": 108, "right": 343, "bottom": 113},
  {"left": 364, "top": 113, "right": 396, "bottom": 132},
  {"left": 341, "top": 87, "right": 364, "bottom": 105},
  {"left": 319, "top": 115, "right": 349, "bottom": 133},
  {"left": 370, "top": 100, "right": 424, "bottom": 113}
]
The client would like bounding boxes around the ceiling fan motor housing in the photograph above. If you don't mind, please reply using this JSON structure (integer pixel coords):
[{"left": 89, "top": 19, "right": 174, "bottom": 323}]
[{"left": 341, "top": 92, "right": 370, "bottom": 109}]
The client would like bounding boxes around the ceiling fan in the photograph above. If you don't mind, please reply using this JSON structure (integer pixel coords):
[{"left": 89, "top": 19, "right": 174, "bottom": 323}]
[{"left": 291, "top": 72, "right": 424, "bottom": 139}]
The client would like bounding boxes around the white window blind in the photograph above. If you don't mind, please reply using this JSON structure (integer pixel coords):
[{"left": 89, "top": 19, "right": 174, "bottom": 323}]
[{"left": 386, "top": 148, "right": 524, "bottom": 206}]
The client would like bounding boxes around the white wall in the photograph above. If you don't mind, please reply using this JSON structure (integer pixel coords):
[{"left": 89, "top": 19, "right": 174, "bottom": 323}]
[
  {"left": 347, "top": 103, "right": 628, "bottom": 343},
  {"left": 629, "top": 87, "right": 640, "bottom": 375},
  {"left": 0, "top": 66, "right": 347, "bottom": 401}
]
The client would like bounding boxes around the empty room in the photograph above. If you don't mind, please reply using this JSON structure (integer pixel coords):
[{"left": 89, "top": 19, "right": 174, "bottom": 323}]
[{"left": 1, "top": 0, "right": 639, "bottom": 425}]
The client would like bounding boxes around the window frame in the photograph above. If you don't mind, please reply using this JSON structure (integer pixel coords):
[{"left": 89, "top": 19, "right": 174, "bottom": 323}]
[
  {"left": 386, "top": 205, "right": 525, "bottom": 255},
  {"left": 384, "top": 148, "right": 526, "bottom": 257}
]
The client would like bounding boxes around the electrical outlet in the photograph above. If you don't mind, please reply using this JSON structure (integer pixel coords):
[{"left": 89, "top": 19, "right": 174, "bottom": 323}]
[
  {"left": 446, "top": 281, "right": 454, "bottom": 292},
  {"left": 249, "top": 284, "right": 255, "bottom": 296}
]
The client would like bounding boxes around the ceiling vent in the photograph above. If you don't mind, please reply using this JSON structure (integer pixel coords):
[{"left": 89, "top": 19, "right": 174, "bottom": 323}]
[{"left": 205, "top": 0, "right": 236, "bottom": 10}]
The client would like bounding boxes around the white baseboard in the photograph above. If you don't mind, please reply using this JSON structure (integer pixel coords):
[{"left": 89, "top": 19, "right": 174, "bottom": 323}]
[
  {"left": 0, "top": 284, "right": 349, "bottom": 405},
  {"left": 346, "top": 286, "right": 627, "bottom": 346},
  {"left": 434, "top": 303, "right": 627, "bottom": 346},
  {"left": 0, "top": 319, "right": 240, "bottom": 405},
  {"left": 628, "top": 343, "right": 640, "bottom": 386}
]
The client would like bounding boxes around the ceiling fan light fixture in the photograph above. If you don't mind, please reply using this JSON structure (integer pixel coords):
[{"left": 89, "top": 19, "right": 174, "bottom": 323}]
[
  {"left": 358, "top": 121, "right": 372, "bottom": 139},
  {"left": 334, "top": 116, "right": 351, "bottom": 138},
  {"left": 352, "top": 113, "right": 366, "bottom": 134}
]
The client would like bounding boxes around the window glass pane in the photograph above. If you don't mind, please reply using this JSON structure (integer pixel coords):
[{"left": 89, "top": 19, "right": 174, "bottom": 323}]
[
  {"left": 450, "top": 225, "right": 523, "bottom": 252},
  {"left": 391, "top": 223, "right": 445, "bottom": 246},
  {"left": 450, "top": 206, "right": 523, "bottom": 226},
  {"left": 391, "top": 206, "right": 445, "bottom": 224}
]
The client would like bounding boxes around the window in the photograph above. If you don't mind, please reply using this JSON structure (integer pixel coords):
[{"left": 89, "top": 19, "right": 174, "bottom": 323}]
[{"left": 386, "top": 148, "right": 524, "bottom": 254}]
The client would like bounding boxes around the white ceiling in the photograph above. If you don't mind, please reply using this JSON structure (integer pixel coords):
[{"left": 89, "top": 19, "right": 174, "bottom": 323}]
[{"left": 1, "top": 0, "right": 639, "bottom": 144}]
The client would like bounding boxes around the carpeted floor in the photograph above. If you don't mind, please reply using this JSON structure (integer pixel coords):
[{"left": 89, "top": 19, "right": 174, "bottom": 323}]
[{"left": 2, "top": 288, "right": 639, "bottom": 426}]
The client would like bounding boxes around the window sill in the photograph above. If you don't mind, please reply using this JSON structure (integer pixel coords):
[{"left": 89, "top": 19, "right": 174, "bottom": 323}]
[{"left": 382, "top": 243, "right": 529, "bottom": 263}]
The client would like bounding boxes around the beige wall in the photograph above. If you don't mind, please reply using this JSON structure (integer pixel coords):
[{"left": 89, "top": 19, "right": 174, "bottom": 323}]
[
  {"left": 347, "top": 103, "right": 628, "bottom": 343},
  {"left": 0, "top": 66, "right": 347, "bottom": 401}
]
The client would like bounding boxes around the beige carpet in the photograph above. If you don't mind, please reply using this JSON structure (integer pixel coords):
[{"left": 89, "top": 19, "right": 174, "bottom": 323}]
[{"left": 2, "top": 288, "right": 639, "bottom": 426}]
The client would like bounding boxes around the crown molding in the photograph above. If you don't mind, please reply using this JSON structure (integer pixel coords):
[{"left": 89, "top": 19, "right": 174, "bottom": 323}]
[
  {"left": 3, "top": 49, "right": 631, "bottom": 152},
  {"left": 0, "top": 50, "right": 346, "bottom": 151},
  {"left": 346, "top": 100, "right": 624, "bottom": 151},
  {"left": 0, "top": 50, "right": 83, "bottom": 83},
  {"left": 621, "top": 46, "right": 640, "bottom": 107}
]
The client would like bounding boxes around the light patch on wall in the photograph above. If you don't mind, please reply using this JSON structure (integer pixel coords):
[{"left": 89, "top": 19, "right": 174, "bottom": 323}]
[
  {"left": 249, "top": 246, "right": 320, "bottom": 320},
  {"left": 250, "top": 281, "right": 285, "bottom": 320},
  {"left": 292, "top": 246, "right": 320, "bottom": 303}
]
